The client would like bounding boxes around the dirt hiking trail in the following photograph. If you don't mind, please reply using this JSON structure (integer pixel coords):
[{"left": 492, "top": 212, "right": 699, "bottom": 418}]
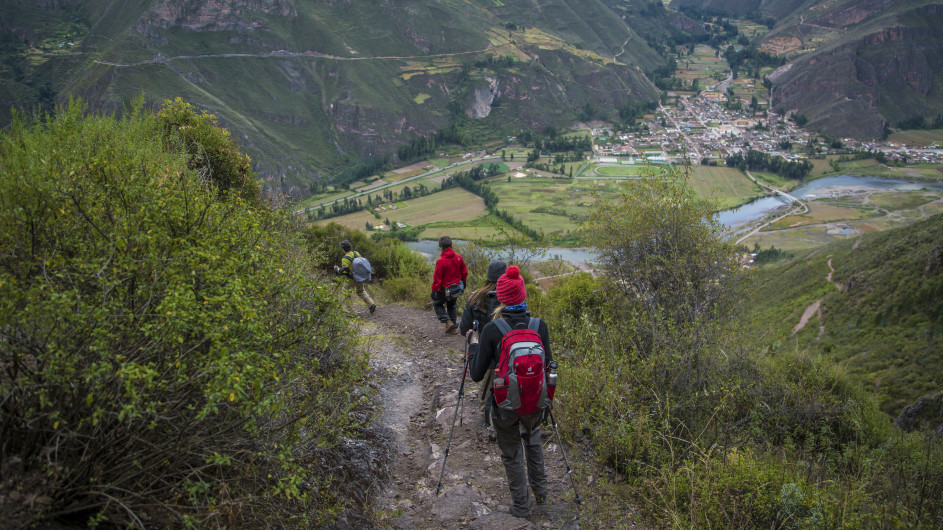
[{"left": 357, "top": 303, "right": 586, "bottom": 529}]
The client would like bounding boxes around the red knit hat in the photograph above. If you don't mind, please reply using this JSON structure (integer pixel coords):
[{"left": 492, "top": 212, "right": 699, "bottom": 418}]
[{"left": 496, "top": 265, "right": 526, "bottom": 305}]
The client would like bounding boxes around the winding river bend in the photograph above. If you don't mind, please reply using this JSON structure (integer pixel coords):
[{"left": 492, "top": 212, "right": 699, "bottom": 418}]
[{"left": 717, "top": 175, "right": 943, "bottom": 227}]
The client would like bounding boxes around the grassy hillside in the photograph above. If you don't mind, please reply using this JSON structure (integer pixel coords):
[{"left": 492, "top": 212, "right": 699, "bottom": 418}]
[{"left": 749, "top": 213, "right": 943, "bottom": 415}]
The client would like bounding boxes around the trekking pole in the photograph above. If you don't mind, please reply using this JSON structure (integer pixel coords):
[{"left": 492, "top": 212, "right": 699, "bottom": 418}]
[
  {"left": 458, "top": 320, "right": 479, "bottom": 427},
  {"left": 435, "top": 321, "right": 476, "bottom": 495},
  {"left": 547, "top": 409, "right": 583, "bottom": 505}
]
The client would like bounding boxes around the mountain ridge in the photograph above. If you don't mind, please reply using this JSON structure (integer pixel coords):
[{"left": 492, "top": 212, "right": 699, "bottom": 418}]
[
  {"left": 0, "top": 0, "right": 669, "bottom": 196},
  {"left": 672, "top": 0, "right": 943, "bottom": 139}
]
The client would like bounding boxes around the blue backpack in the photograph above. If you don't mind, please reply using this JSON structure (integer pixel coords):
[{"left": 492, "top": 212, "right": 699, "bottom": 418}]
[{"left": 350, "top": 252, "right": 372, "bottom": 282}]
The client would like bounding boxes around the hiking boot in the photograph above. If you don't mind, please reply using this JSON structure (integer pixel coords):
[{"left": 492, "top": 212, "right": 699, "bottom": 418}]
[
  {"left": 369, "top": 304, "right": 376, "bottom": 313},
  {"left": 445, "top": 322, "right": 458, "bottom": 334},
  {"left": 535, "top": 494, "right": 547, "bottom": 505},
  {"left": 509, "top": 504, "right": 530, "bottom": 518}
]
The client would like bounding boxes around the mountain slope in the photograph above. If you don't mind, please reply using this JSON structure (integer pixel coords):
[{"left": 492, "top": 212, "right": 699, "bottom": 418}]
[
  {"left": 766, "top": 0, "right": 943, "bottom": 139},
  {"left": 750, "top": 213, "right": 943, "bottom": 416},
  {"left": 669, "top": 0, "right": 943, "bottom": 139},
  {"left": 2, "top": 0, "right": 671, "bottom": 196}
]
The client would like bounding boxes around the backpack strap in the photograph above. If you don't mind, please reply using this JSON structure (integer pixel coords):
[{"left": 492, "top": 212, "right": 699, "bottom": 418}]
[
  {"left": 493, "top": 318, "right": 512, "bottom": 335},
  {"left": 495, "top": 317, "right": 539, "bottom": 334}
]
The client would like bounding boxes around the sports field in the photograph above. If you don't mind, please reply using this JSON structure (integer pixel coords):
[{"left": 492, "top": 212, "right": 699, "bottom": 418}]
[{"left": 592, "top": 164, "right": 649, "bottom": 176}]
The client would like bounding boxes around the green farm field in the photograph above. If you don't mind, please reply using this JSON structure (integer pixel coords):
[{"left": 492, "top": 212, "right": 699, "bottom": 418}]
[
  {"left": 314, "top": 187, "right": 486, "bottom": 231},
  {"left": 767, "top": 203, "right": 875, "bottom": 230},
  {"left": 824, "top": 158, "right": 943, "bottom": 181},
  {"left": 745, "top": 190, "right": 943, "bottom": 251},
  {"left": 487, "top": 176, "right": 609, "bottom": 237},
  {"left": 417, "top": 215, "right": 509, "bottom": 241}
]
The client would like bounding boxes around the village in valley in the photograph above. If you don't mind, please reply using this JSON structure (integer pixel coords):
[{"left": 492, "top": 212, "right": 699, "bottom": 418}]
[{"left": 593, "top": 91, "right": 943, "bottom": 167}]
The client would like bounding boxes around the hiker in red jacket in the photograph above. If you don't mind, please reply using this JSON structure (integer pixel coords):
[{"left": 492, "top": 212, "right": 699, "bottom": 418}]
[{"left": 430, "top": 236, "right": 467, "bottom": 334}]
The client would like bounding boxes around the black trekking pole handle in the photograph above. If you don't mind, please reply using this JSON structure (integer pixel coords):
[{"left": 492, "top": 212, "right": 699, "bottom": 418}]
[{"left": 435, "top": 321, "right": 477, "bottom": 496}]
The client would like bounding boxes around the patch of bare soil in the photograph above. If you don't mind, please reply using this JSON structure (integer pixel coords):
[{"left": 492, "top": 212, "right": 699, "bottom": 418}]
[{"left": 358, "top": 303, "right": 583, "bottom": 529}]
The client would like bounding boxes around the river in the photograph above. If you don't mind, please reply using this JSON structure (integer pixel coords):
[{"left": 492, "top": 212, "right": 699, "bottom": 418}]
[
  {"left": 406, "top": 240, "right": 597, "bottom": 264},
  {"left": 408, "top": 176, "right": 943, "bottom": 264},
  {"left": 717, "top": 175, "right": 943, "bottom": 227}
]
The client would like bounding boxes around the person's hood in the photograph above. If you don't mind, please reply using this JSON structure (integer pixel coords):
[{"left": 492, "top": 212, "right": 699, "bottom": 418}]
[{"left": 440, "top": 247, "right": 456, "bottom": 258}]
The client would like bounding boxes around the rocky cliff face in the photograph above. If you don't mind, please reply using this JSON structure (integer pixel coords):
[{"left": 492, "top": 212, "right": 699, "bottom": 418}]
[{"left": 467, "top": 77, "right": 498, "bottom": 119}]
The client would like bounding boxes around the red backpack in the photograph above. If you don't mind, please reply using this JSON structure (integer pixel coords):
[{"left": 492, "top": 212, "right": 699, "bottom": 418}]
[{"left": 492, "top": 318, "right": 554, "bottom": 416}]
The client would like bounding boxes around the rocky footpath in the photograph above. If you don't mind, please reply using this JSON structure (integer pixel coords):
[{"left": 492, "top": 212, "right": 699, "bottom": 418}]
[{"left": 357, "top": 303, "right": 585, "bottom": 529}]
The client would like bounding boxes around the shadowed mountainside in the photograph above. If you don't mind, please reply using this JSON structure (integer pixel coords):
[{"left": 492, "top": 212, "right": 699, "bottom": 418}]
[{"left": 0, "top": 0, "right": 675, "bottom": 196}]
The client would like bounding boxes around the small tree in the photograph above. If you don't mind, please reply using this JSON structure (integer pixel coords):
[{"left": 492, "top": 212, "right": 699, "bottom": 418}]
[{"left": 584, "top": 164, "right": 743, "bottom": 388}]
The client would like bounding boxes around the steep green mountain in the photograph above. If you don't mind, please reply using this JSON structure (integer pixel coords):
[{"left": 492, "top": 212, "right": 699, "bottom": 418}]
[
  {"left": 750, "top": 214, "right": 943, "bottom": 417},
  {"left": 0, "top": 0, "right": 677, "bottom": 196},
  {"left": 669, "top": 0, "right": 943, "bottom": 139}
]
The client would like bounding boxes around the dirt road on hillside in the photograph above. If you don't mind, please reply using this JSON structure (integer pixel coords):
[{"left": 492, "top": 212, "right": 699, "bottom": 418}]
[{"left": 356, "top": 303, "right": 585, "bottom": 529}]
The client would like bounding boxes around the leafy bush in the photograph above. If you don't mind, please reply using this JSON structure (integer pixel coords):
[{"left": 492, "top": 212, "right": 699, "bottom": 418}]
[
  {"left": 0, "top": 101, "right": 366, "bottom": 526},
  {"left": 382, "top": 277, "right": 432, "bottom": 306},
  {"left": 304, "top": 222, "right": 429, "bottom": 281},
  {"left": 156, "top": 97, "right": 261, "bottom": 204}
]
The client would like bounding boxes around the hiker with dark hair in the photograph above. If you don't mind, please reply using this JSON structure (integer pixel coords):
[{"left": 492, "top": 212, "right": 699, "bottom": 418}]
[
  {"left": 334, "top": 239, "right": 377, "bottom": 313},
  {"left": 459, "top": 260, "right": 507, "bottom": 431},
  {"left": 466, "top": 265, "right": 551, "bottom": 518},
  {"left": 430, "top": 236, "right": 467, "bottom": 334}
]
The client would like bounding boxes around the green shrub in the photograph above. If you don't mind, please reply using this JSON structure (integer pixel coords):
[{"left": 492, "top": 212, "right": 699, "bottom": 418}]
[
  {"left": 382, "top": 276, "right": 431, "bottom": 306},
  {"left": 0, "top": 101, "right": 365, "bottom": 526},
  {"left": 304, "top": 223, "right": 429, "bottom": 282},
  {"left": 156, "top": 97, "right": 261, "bottom": 204}
]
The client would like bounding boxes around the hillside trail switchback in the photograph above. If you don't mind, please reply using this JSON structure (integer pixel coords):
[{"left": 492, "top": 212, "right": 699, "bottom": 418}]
[{"left": 357, "top": 303, "right": 585, "bottom": 529}]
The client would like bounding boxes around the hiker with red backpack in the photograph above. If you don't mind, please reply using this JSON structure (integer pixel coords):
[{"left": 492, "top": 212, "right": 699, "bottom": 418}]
[
  {"left": 334, "top": 239, "right": 377, "bottom": 314},
  {"left": 430, "top": 236, "right": 467, "bottom": 334},
  {"left": 459, "top": 260, "right": 507, "bottom": 432},
  {"left": 466, "top": 265, "right": 553, "bottom": 518}
]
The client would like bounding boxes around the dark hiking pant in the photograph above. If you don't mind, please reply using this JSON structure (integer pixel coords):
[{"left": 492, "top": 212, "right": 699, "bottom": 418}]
[
  {"left": 492, "top": 410, "right": 547, "bottom": 517},
  {"left": 432, "top": 292, "right": 457, "bottom": 324},
  {"left": 479, "top": 370, "right": 494, "bottom": 417}
]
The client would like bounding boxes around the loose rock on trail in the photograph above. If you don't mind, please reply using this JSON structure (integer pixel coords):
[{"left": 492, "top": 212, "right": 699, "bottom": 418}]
[{"left": 357, "top": 303, "right": 582, "bottom": 529}]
